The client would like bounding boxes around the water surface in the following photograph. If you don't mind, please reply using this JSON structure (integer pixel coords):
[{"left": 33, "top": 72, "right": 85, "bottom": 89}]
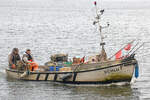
[{"left": 0, "top": 0, "right": 150, "bottom": 100}]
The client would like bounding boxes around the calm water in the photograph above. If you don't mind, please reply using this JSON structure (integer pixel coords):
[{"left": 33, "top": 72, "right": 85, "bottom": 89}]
[{"left": 0, "top": 0, "right": 150, "bottom": 100}]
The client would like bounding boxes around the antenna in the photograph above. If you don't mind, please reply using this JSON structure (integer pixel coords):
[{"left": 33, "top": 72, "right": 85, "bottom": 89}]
[{"left": 93, "top": 1, "right": 109, "bottom": 48}]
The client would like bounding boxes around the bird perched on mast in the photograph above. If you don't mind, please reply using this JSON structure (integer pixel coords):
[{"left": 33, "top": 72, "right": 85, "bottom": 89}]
[{"left": 100, "top": 9, "right": 104, "bottom": 15}]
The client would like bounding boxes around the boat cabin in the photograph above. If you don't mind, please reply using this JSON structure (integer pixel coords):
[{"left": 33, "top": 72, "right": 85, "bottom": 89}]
[{"left": 50, "top": 54, "right": 68, "bottom": 62}]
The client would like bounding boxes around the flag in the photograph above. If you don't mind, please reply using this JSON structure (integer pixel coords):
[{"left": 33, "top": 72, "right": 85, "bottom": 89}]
[
  {"left": 115, "top": 50, "right": 122, "bottom": 59},
  {"left": 124, "top": 43, "right": 131, "bottom": 51},
  {"left": 80, "top": 56, "right": 85, "bottom": 63},
  {"left": 115, "top": 43, "right": 132, "bottom": 60},
  {"left": 94, "top": 1, "right": 97, "bottom": 6}
]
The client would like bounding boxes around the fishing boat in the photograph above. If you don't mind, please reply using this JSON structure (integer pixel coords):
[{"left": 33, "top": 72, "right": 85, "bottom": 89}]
[{"left": 6, "top": 1, "right": 141, "bottom": 84}]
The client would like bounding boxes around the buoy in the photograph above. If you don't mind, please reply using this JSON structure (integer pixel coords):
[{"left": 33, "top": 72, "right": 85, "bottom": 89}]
[{"left": 135, "top": 63, "right": 139, "bottom": 78}]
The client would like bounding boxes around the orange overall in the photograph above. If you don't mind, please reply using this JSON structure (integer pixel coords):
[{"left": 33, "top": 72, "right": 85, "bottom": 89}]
[{"left": 28, "top": 60, "right": 38, "bottom": 71}]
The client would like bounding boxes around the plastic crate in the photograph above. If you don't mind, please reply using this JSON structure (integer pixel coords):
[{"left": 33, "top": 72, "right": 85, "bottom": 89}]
[{"left": 49, "top": 66, "right": 63, "bottom": 71}]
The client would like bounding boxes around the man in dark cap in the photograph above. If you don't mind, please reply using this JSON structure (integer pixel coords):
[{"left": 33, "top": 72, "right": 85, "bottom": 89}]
[
  {"left": 8, "top": 48, "right": 21, "bottom": 69},
  {"left": 22, "top": 49, "right": 34, "bottom": 63}
]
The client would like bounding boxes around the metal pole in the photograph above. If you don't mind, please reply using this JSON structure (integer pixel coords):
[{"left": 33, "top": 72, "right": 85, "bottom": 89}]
[
  {"left": 108, "top": 40, "right": 135, "bottom": 59},
  {"left": 94, "top": 1, "right": 103, "bottom": 46},
  {"left": 131, "top": 43, "right": 145, "bottom": 55}
]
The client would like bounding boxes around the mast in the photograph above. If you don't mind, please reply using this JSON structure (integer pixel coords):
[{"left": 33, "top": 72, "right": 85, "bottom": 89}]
[{"left": 93, "top": 1, "right": 109, "bottom": 52}]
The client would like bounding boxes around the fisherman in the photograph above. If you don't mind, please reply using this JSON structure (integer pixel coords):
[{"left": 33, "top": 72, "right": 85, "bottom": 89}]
[
  {"left": 8, "top": 48, "right": 21, "bottom": 69},
  {"left": 22, "top": 49, "right": 38, "bottom": 71}
]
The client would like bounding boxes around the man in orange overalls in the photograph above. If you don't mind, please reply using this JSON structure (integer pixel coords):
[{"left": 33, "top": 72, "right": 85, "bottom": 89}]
[{"left": 22, "top": 49, "right": 38, "bottom": 71}]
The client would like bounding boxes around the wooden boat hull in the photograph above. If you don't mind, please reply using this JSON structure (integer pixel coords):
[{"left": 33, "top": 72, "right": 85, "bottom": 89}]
[{"left": 5, "top": 60, "right": 137, "bottom": 84}]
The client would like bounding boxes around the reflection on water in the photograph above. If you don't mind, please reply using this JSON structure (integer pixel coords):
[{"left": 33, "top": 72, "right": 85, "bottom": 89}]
[
  {"left": 1, "top": 78, "right": 140, "bottom": 100},
  {"left": 71, "top": 85, "right": 140, "bottom": 100}
]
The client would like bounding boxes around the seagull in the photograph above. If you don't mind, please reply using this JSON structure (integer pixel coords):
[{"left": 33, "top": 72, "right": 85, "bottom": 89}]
[{"left": 100, "top": 9, "right": 104, "bottom": 14}]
